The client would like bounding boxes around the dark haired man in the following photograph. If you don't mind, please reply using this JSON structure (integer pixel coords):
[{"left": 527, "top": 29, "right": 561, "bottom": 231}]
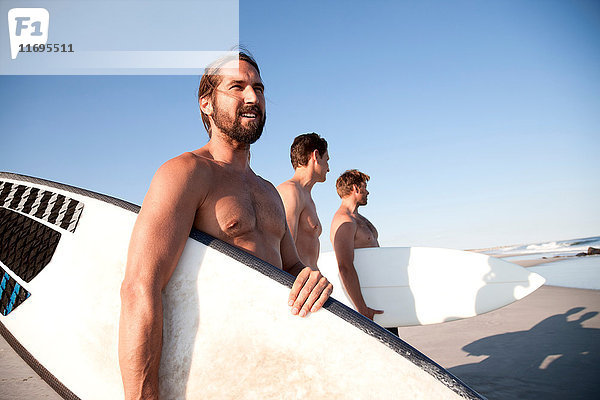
[
  {"left": 330, "top": 169, "right": 383, "bottom": 322},
  {"left": 277, "top": 133, "right": 329, "bottom": 269},
  {"left": 119, "top": 53, "right": 333, "bottom": 400}
]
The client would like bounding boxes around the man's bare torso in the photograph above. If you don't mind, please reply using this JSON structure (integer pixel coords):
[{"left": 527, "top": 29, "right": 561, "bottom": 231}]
[
  {"left": 277, "top": 181, "right": 322, "bottom": 268},
  {"left": 353, "top": 213, "right": 379, "bottom": 248},
  {"left": 296, "top": 195, "right": 322, "bottom": 267},
  {"left": 291, "top": 181, "right": 322, "bottom": 268},
  {"left": 331, "top": 208, "right": 379, "bottom": 250},
  {"left": 189, "top": 150, "right": 287, "bottom": 268}
]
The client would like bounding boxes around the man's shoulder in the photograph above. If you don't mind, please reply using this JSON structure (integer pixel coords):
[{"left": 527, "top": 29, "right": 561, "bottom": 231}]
[
  {"left": 276, "top": 179, "right": 304, "bottom": 201},
  {"left": 170, "top": 150, "right": 213, "bottom": 165},
  {"left": 276, "top": 179, "right": 300, "bottom": 192},
  {"left": 155, "top": 151, "right": 215, "bottom": 184},
  {"left": 332, "top": 208, "right": 356, "bottom": 225}
]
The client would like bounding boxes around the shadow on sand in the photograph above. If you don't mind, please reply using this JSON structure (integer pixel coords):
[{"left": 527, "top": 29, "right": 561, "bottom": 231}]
[{"left": 449, "top": 307, "right": 600, "bottom": 399}]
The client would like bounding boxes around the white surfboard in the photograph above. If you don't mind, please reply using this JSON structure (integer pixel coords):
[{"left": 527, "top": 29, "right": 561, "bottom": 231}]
[
  {"left": 318, "top": 247, "right": 545, "bottom": 327},
  {"left": 0, "top": 172, "right": 484, "bottom": 400}
]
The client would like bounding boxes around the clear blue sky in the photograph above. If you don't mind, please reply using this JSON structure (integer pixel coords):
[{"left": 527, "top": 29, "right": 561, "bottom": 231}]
[{"left": 1, "top": 0, "right": 599, "bottom": 250}]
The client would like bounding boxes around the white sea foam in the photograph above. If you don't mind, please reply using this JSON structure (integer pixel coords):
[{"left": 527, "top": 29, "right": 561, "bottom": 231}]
[
  {"left": 526, "top": 241, "right": 567, "bottom": 251},
  {"left": 483, "top": 236, "right": 600, "bottom": 258}
]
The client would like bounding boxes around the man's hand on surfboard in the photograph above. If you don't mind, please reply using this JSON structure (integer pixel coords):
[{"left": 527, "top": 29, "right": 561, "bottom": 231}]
[
  {"left": 288, "top": 267, "right": 333, "bottom": 317},
  {"left": 360, "top": 306, "right": 384, "bottom": 321}
]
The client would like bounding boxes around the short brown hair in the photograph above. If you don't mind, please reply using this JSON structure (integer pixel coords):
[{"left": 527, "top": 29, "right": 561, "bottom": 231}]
[
  {"left": 197, "top": 52, "right": 261, "bottom": 136},
  {"left": 290, "top": 133, "right": 328, "bottom": 169},
  {"left": 336, "top": 169, "right": 370, "bottom": 198}
]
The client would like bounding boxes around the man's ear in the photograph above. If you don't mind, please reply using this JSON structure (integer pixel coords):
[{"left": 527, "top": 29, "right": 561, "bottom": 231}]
[
  {"left": 199, "top": 96, "right": 213, "bottom": 117},
  {"left": 352, "top": 184, "right": 359, "bottom": 194},
  {"left": 311, "top": 149, "right": 320, "bottom": 162}
]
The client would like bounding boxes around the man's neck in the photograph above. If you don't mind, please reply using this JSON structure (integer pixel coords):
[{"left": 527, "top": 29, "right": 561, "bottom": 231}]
[
  {"left": 340, "top": 196, "right": 360, "bottom": 214},
  {"left": 206, "top": 132, "right": 251, "bottom": 170},
  {"left": 291, "top": 167, "right": 317, "bottom": 192}
]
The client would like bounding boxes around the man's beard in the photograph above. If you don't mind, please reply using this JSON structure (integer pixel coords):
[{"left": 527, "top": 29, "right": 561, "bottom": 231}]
[{"left": 212, "top": 102, "right": 266, "bottom": 144}]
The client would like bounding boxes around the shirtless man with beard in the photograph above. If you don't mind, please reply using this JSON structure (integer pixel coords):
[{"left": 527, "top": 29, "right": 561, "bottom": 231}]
[
  {"left": 277, "top": 133, "right": 329, "bottom": 269},
  {"left": 118, "top": 53, "right": 333, "bottom": 400},
  {"left": 330, "top": 169, "right": 383, "bottom": 322}
]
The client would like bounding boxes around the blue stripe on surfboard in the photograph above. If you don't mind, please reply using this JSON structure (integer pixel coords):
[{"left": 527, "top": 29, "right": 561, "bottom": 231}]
[
  {"left": 0, "top": 268, "right": 31, "bottom": 316},
  {"left": 7, "top": 283, "right": 29, "bottom": 315},
  {"left": 0, "top": 272, "right": 7, "bottom": 293}
]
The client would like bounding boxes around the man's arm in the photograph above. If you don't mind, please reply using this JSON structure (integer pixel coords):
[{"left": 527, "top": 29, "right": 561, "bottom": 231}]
[
  {"left": 332, "top": 220, "right": 383, "bottom": 320},
  {"left": 119, "top": 157, "right": 205, "bottom": 400},
  {"left": 276, "top": 182, "right": 302, "bottom": 241},
  {"left": 279, "top": 217, "right": 332, "bottom": 318}
]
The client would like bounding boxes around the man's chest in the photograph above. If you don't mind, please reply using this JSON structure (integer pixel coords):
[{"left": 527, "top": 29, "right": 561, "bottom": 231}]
[
  {"left": 298, "top": 200, "right": 322, "bottom": 235},
  {"left": 206, "top": 178, "right": 286, "bottom": 238},
  {"left": 355, "top": 216, "right": 377, "bottom": 241}
]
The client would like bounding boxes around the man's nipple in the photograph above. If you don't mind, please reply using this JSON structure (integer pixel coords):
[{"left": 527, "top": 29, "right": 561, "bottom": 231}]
[{"left": 226, "top": 220, "right": 239, "bottom": 230}]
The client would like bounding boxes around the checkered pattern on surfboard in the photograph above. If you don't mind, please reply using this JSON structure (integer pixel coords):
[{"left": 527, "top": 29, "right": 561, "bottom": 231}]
[
  {"left": 0, "top": 180, "right": 84, "bottom": 233},
  {"left": 0, "top": 266, "right": 31, "bottom": 316},
  {"left": 0, "top": 207, "right": 61, "bottom": 283}
]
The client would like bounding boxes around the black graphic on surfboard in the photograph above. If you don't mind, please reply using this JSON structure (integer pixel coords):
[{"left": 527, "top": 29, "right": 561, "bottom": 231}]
[{"left": 0, "top": 180, "right": 85, "bottom": 315}]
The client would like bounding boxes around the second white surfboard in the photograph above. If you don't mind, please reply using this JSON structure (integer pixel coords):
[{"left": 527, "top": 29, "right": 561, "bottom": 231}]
[{"left": 318, "top": 247, "right": 545, "bottom": 327}]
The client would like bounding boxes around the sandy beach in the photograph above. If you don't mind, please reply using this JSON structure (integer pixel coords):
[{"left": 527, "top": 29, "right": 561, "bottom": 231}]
[
  {"left": 1, "top": 284, "right": 598, "bottom": 399},
  {"left": 398, "top": 285, "right": 600, "bottom": 399},
  {"left": 0, "top": 333, "right": 62, "bottom": 400}
]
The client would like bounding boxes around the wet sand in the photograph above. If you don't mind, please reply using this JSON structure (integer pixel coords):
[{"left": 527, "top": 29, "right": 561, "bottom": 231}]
[
  {"left": 512, "top": 257, "right": 564, "bottom": 267},
  {"left": 398, "top": 285, "right": 600, "bottom": 399},
  {"left": 2, "top": 286, "right": 599, "bottom": 399}
]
